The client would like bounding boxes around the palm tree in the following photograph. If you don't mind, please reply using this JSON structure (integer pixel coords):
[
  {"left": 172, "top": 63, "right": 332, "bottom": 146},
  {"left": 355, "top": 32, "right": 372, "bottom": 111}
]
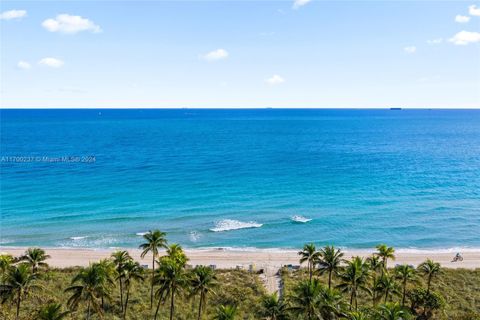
[
  {"left": 288, "top": 278, "right": 322, "bottom": 319},
  {"left": 318, "top": 245, "right": 344, "bottom": 289},
  {"left": 139, "top": 229, "right": 167, "bottom": 309},
  {"left": 65, "top": 264, "right": 108, "bottom": 320},
  {"left": 190, "top": 265, "right": 217, "bottom": 320},
  {"left": 122, "top": 259, "right": 144, "bottom": 319},
  {"left": 375, "top": 244, "right": 395, "bottom": 273},
  {"left": 111, "top": 250, "right": 131, "bottom": 312},
  {"left": 418, "top": 259, "right": 440, "bottom": 293},
  {"left": 37, "top": 303, "right": 70, "bottom": 320},
  {"left": 395, "top": 265, "right": 416, "bottom": 306},
  {"left": 336, "top": 256, "right": 370, "bottom": 311},
  {"left": 18, "top": 248, "right": 50, "bottom": 274},
  {"left": 0, "top": 254, "right": 14, "bottom": 280},
  {"left": 0, "top": 264, "right": 39, "bottom": 320},
  {"left": 367, "top": 255, "right": 383, "bottom": 306},
  {"left": 377, "top": 274, "right": 399, "bottom": 303},
  {"left": 298, "top": 243, "right": 320, "bottom": 282},
  {"left": 317, "top": 287, "right": 347, "bottom": 320},
  {"left": 154, "top": 253, "right": 188, "bottom": 320},
  {"left": 167, "top": 243, "right": 188, "bottom": 266},
  {"left": 261, "top": 292, "right": 287, "bottom": 320},
  {"left": 408, "top": 288, "right": 443, "bottom": 318},
  {"left": 95, "top": 259, "right": 116, "bottom": 310},
  {"left": 377, "top": 302, "right": 411, "bottom": 320},
  {"left": 214, "top": 305, "right": 237, "bottom": 320}
]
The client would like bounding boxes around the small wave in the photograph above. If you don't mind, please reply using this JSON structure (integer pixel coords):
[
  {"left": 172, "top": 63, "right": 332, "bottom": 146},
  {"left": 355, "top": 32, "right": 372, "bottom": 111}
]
[
  {"left": 189, "top": 231, "right": 201, "bottom": 242},
  {"left": 70, "top": 236, "right": 87, "bottom": 241},
  {"left": 291, "top": 215, "right": 312, "bottom": 223},
  {"left": 210, "top": 219, "right": 263, "bottom": 232},
  {"left": 59, "top": 236, "right": 117, "bottom": 248},
  {"left": 136, "top": 232, "right": 148, "bottom": 236}
]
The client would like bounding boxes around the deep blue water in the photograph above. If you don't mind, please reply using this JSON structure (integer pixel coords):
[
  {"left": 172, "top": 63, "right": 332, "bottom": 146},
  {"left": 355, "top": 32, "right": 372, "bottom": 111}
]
[{"left": 1, "top": 109, "right": 479, "bottom": 250}]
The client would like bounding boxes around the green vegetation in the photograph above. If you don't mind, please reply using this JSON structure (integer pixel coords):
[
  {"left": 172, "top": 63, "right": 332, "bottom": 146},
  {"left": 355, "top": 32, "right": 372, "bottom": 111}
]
[
  {"left": 0, "top": 236, "right": 479, "bottom": 319},
  {"left": 282, "top": 245, "right": 480, "bottom": 320}
]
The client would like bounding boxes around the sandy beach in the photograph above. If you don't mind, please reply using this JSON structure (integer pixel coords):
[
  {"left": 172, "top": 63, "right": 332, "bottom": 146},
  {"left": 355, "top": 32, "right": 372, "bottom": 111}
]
[{"left": 1, "top": 247, "right": 479, "bottom": 270}]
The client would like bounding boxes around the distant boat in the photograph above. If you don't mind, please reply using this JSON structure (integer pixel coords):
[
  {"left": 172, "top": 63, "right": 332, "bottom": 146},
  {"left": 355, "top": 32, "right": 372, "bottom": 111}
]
[{"left": 390, "top": 107, "right": 402, "bottom": 110}]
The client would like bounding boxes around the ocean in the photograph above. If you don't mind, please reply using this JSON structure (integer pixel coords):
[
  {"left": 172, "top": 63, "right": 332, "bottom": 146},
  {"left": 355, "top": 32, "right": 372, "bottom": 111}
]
[{"left": 1, "top": 109, "right": 479, "bottom": 251}]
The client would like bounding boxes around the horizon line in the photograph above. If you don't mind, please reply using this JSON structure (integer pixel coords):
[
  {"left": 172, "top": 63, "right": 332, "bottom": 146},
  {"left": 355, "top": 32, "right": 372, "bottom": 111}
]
[{"left": 1, "top": 107, "right": 480, "bottom": 110}]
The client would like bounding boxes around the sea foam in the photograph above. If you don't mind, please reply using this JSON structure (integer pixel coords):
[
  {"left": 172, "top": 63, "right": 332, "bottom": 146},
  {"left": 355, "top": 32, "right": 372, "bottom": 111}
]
[
  {"left": 189, "top": 231, "right": 201, "bottom": 242},
  {"left": 210, "top": 219, "right": 263, "bottom": 232},
  {"left": 70, "top": 236, "right": 87, "bottom": 241},
  {"left": 291, "top": 215, "right": 312, "bottom": 223}
]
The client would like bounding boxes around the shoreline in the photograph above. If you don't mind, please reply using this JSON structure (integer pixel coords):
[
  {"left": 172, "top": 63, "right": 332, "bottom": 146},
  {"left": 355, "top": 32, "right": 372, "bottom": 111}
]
[{"left": 2, "top": 246, "right": 479, "bottom": 270}]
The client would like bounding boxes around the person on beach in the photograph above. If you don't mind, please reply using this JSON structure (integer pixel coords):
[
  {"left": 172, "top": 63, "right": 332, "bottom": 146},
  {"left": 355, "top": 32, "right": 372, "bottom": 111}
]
[{"left": 452, "top": 252, "right": 463, "bottom": 262}]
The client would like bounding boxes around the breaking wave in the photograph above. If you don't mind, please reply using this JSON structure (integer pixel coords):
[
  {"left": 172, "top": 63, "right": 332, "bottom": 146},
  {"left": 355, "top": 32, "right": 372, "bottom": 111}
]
[
  {"left": 291, "top": 215, "right": 312, "bottom": 223},
  {"left": 69, "top": 236, "right": 88, "bottom": 240},
  {"left": 210, "top": 219, "right": 263, "bottom": 232}
]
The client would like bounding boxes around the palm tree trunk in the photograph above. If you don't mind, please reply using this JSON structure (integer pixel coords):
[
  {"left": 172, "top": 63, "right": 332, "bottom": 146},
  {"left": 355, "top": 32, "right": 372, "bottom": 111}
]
[
  {"left": 402, "top": 280, "right": 407, "bottom": 306},
  {"left": 328, "top": 270, "right": 332, "bottom": 289},
  {"left": 150, "top": 254, "right": 155, "bottom": 309},
  {"left": 119, "top": 278, "right": 124, "bottom": 313},
  {"left": 372, "top": 277, "right": 376, "bottom": 307},
  {"left": 197, "top": 292, "right": 203, "bottom": 320},
  {"left": 349, "top": 290, "right": 354, "bottom": 310},
  {"left": 309, "top": 262, "right": 312, "bottom": 282},
  {"left": 169, "top": 291, "right": 175, "bottom": 320},
  {"left": 15, "top": 292, "right": 21, "bottom": 320},
  {"left": 154, "top": 293, "right": 162, "bottom": 320},
  {"left": 123, "top": 285, "right": 130, "bottom": 320},
  {"left": 427, "top": 275, "right": 432, "bottom": 293},
  {"left": 384, "top": 289, "right": 389, "bottom": 303},
  {"left": 354, "top": 291, "right": 358, "bottom": 311}
]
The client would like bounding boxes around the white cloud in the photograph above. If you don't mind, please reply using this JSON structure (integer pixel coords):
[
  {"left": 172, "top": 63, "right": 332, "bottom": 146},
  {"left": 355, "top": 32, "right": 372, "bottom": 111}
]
[
  {"left": 404, "top": 46, "right": 417, "bottom": 54},
  {"left": 266, "top": 74, "right": 285, "bottom": 85},
  {"left": 449, "top": 30, "right": 480, "bottom": 45},
  {"left": 38, "top": 58, "right": 64, "bottom": 68},
  {"left": 455, "top": 15, "right": 471, "bottom": 23},
  {"left": 0, "top": 10, "right": 27, "bottom": 20},
  {"left": 469, "top": 5, "right": 480, "bottom": 16},
  {"left": 293, "top": 0, "right": 312, "bottom": 9},
  {"left": 201, "top": 49, "right": 229, "bottom": 62},
  {"left": 427, "top": 38, "right": 443, "bottom": 45},
  {"left": 17, "top": 61, "right": 31, "bottom": 70},
  {"left": 42, "top": 14, "right": 101, "bottom": 34}
]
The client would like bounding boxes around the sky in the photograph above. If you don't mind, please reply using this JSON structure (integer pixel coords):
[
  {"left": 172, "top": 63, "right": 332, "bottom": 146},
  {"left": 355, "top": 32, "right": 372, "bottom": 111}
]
[{"left": 1, "top": 0, "right": 479, "bottom": 108}]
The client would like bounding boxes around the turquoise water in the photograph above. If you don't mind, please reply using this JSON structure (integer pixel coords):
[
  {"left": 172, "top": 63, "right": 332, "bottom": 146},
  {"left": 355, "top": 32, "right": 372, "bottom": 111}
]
[{"left": 1, "top": 109, "right": 479, "bottom": 250}]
